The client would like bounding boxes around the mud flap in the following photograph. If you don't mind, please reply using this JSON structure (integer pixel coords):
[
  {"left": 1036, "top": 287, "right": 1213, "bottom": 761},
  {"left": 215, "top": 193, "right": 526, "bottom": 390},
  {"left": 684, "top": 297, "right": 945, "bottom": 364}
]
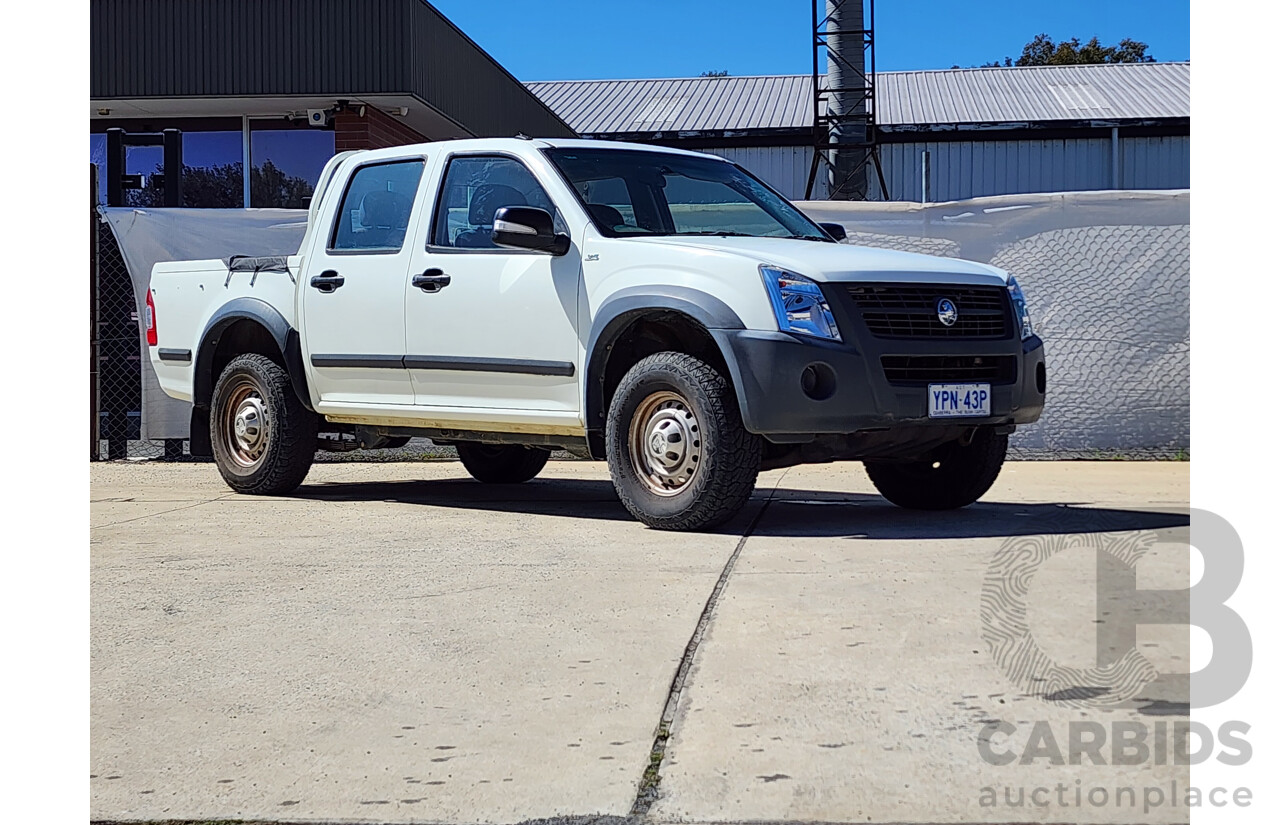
[{"left": 189, "top": 406, "right": 212, "bottom": 457}]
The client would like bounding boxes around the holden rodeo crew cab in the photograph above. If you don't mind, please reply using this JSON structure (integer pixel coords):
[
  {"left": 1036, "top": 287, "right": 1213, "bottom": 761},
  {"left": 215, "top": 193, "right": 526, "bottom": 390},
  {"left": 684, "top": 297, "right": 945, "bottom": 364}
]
[{"left": 147, "top": 138, "right": 1046, "bottom": 531}]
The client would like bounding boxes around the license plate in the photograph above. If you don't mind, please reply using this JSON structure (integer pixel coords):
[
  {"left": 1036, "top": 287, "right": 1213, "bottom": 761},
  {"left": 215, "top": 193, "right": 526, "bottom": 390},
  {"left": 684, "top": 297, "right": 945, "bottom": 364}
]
[{"left": 928, "top": 383, "right": 991, "bottom": 418}]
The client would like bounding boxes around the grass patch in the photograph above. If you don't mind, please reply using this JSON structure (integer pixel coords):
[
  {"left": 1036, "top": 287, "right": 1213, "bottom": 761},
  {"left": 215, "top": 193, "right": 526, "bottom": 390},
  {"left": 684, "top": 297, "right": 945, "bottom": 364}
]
[{"left": 631, "top": 722, "right": 670, "bottom": 813}]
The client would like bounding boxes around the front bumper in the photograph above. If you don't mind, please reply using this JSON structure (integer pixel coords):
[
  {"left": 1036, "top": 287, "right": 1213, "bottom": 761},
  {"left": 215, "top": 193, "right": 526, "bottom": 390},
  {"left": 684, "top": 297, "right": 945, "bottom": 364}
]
[{"left": 712, "top": 328, "right": 1046, "bottom": 442}]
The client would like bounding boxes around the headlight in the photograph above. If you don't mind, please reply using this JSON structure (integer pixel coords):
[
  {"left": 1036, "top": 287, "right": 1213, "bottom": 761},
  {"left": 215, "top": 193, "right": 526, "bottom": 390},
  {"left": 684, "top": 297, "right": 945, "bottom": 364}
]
[
  {"left": 1007, "top": 276, "right": 1034, "bottom": 340},
  {"left": 760, "top": 265, "right": 841, "bottom": 341}
]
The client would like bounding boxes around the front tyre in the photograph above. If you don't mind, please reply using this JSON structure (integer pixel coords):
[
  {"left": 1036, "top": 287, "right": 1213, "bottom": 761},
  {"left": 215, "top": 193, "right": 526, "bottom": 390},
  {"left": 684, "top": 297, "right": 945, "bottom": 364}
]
[
  {"left": 210, "top": 353, "right": 317, "bottom": 495},
  {"left": 456, "top": 443, "right": 551, "bottom": 484},
  {"left": 606, "top": 352, "right": 761, "bottom": 531},
  {"left": 864, "top": 429, "right": 1008, "bottom": 510}
]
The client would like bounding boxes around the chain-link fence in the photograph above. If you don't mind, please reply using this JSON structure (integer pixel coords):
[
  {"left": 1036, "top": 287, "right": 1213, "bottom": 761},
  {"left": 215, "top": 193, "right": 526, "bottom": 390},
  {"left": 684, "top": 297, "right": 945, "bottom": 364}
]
[
  {"left": 991, "top": 221, "right": 1189, "bottom": 460},
  {"left": 93, "top": 214, "right": 168, "bottom": 461},
  {"left": 801, "top": 190, "right": 1190, "bottom": 460}
]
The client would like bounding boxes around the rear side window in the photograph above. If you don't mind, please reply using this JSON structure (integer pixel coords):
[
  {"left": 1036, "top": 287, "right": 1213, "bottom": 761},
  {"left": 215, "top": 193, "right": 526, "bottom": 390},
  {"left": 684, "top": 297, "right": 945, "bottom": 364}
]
[
  {"left": 329, "top": 160, "right": 424, "bottom": 252},
  {"left": 431, "top": 156, "right": 557, "bottom": 249}
]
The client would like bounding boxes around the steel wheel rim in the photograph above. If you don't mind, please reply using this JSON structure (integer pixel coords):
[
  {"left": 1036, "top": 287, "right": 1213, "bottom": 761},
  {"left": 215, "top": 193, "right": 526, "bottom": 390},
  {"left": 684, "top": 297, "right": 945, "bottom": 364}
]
[
  {"left": 628, "top": 390, "right": 703, "bottom": 496},
  {"left": 220, "top": 379, "right": 269, "bottom": 469}
]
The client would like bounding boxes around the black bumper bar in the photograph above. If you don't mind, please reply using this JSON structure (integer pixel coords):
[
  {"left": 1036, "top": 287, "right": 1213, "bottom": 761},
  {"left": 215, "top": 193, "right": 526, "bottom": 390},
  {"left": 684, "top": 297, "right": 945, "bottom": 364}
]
[{"left": 712, "top": 329, "right": 1046, "bottom": 443}]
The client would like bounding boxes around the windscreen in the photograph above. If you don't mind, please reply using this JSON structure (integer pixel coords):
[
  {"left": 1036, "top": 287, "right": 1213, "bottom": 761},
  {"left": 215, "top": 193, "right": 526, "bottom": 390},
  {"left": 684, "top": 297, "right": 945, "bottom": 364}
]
[{"left": 544, "top": 148, "right": 830, "bottom": 241}]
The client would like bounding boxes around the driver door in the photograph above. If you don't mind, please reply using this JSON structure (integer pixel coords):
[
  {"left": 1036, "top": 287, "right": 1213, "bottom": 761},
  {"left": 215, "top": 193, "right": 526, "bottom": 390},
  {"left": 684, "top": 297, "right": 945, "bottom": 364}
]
[{"left": 403, "top": 153, "right": 582, "bottom": 412}]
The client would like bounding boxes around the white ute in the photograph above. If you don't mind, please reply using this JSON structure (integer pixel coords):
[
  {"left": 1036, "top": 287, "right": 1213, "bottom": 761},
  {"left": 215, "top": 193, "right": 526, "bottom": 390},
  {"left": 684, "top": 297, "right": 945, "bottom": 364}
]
[{"left": 149, "top": 138, "right": 1045, "bottom": 530}]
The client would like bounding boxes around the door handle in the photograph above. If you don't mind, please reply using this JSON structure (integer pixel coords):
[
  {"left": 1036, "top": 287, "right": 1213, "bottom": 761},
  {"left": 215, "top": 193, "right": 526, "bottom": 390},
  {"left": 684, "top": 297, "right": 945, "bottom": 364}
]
[
  {"left": 412, "top": 268, "right": 452, "bottom": 293},
  {"left": 310, "top": 270, "right": 345, "bottom": 293}
]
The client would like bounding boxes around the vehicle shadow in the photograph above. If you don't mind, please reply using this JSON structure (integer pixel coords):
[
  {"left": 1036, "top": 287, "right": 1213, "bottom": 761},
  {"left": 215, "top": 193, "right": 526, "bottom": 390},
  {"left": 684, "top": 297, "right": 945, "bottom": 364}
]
[{"left": 294, "top": 477, "right": 1189, "bottom": 540}]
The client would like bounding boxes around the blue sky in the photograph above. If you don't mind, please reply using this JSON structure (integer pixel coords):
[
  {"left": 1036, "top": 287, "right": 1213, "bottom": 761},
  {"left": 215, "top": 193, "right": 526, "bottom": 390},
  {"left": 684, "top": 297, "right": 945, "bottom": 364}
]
[{"left": 430, "top": 0, "right": 1190, "bottom": 80}]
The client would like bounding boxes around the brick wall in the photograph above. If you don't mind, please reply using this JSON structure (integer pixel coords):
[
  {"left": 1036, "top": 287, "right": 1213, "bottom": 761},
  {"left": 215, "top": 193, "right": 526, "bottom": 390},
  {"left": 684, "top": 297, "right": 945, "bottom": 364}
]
[{"left": 334, "top": 106, "right": 429, "bottom": 151}]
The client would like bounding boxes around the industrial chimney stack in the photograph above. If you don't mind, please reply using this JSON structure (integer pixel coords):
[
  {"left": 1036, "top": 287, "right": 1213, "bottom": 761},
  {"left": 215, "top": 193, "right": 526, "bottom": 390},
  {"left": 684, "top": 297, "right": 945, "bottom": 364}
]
[{"left": 825, "top": 0, "right": 868, "bottom": 199}]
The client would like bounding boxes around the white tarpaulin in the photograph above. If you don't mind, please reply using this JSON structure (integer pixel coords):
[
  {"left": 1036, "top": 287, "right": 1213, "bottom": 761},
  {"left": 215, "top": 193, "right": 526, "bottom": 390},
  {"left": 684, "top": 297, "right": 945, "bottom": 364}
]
[
  {"left": 99, "top": 208, "right": 308, "bottom": 440},
  {"left": 102, "top": 190, "right": 1189, "bottom": 456}
]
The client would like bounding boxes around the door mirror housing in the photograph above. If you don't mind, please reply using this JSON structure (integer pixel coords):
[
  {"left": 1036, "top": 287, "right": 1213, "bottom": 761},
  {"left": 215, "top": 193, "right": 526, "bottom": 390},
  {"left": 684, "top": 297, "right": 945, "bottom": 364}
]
[
  {"left": 492, "top": 206, "right": 570, "bottom": 255},
  {"left": 818, "top": 222, "right": 848, "bottom": 242}
]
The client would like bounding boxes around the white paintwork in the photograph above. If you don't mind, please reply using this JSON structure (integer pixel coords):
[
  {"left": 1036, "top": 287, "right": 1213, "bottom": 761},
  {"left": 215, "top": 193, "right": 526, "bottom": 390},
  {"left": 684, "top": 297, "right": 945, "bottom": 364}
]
[
  {"left": 401, "top": 145, "right": 588, "bottom": 412},
  {"left": 148, "top": 137, "right": 1013, "bottom": 438},
  {"left": 147, "top": 256, "right": 300, "bottom": 402},
  {"left": 403, "top": 249, "right": 584, "bottom": 411},
  {"left": 297, "top": 147, "right": 433, "bottom": 406}
]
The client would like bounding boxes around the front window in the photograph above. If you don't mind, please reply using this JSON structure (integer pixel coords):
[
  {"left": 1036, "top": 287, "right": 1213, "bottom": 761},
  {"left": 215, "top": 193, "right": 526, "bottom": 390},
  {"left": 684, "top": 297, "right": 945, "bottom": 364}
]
[
  {"left": 544, "top": 148, "right": 829, "bottom": 241},
  {"left": 431, "top": 155, "right": 558, "bottom": 249}
]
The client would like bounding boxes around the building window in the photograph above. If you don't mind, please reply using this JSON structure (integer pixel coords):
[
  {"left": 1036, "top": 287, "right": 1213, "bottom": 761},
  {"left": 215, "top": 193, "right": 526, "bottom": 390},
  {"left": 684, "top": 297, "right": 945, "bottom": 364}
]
[
  {"left": 89, "top": 133, "right": 165, "bottom": 206},
  {"left": 91, "top": 118, "right": 337, "bottom": 208},
  {"left": 90, "top": 134, "right": 107, "bottom": 203},
  {"left": 90, "top": 124, "right": 245, "bottom": 207},
  {"left": 180, "top": 131, "right": 244, "bottom": 207},
  {"left": 250, "top": 125, "right": 336, "bottom": 208},
  {"left": 121, "top": 142, "right": 163, "bottom": 207}
]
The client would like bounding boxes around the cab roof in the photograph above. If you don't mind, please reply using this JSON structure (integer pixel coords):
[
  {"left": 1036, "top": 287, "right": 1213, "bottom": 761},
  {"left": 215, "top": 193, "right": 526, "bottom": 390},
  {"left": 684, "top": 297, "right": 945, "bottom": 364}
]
[{"left": 347, "top": 136, "right": 728, "bottom": 162}]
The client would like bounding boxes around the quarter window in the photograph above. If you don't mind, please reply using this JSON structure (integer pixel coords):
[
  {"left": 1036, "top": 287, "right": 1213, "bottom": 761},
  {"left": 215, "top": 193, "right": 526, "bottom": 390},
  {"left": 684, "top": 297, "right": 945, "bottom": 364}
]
[
  {"left": 432, "top": 156, "right": 557, "bottom": 249},
  {"left": 329, "top": 160, "right": 424, "bottom": 252}
]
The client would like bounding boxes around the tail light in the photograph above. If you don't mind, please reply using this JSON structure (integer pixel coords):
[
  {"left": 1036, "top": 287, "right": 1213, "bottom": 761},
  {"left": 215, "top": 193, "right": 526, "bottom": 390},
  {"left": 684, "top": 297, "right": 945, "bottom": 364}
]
[{"left": 145, "top": 289, "right": 157, "bottom": 346}]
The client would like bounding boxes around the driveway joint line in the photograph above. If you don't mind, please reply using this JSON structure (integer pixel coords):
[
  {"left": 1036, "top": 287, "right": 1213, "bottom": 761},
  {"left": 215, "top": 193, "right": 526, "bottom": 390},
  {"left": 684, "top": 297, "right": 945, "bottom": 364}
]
[
  {"left": 630, "top": 468, "right": 790, "bottom": 816},
  {"left": 90, "top": 493, "right": 234, "bottom": 529}
]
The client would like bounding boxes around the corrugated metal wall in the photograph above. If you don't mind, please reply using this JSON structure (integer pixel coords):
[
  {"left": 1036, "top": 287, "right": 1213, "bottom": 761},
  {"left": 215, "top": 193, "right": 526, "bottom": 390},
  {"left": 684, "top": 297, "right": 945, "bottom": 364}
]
[
  {"left": 1120, "top": 136, "right": 1190, "bottom": 190},
  {"left": 700, "top": 146, "right": 828, "bottom": 200},
  {"left": 871, "top": 136, "right": 1190, "bottom": 201},
  {"left": 697, "top": 136, "right": 1187, "bottom": 203},
  {"left": 875, "top": 139, "right": 1107, "bottom": 200}
]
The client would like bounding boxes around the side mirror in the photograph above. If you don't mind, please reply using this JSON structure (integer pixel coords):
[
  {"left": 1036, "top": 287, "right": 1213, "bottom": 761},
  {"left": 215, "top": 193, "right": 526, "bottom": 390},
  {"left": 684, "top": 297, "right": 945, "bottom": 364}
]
[
  {"left": 819, "top": 222, "right": 848, "bottom": 242},
  {"left": 492, "top": 206, "right": 570, "bottom": 255}
]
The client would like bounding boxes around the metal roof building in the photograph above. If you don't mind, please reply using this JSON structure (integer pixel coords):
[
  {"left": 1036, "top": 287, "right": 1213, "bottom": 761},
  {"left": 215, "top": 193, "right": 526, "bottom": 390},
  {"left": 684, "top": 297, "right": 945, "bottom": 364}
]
[
  {"left": 91, "top": 0, "right": 575, "bottom": 209},
  {"left": 527, "top": 75, "right": 815, "bottom": 136},
  {"left": 527, "top": 62, "right": 1190, "bottom": 201},
  {"left": 875, "top": 62, "right": 1189, "bottom": 126}
]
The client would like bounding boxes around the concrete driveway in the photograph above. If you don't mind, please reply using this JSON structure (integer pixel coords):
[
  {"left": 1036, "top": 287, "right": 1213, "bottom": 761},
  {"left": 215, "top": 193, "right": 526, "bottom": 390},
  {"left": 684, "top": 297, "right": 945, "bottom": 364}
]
[{"left": 91, "top": 460, "right": 1190, "bottom": 824}]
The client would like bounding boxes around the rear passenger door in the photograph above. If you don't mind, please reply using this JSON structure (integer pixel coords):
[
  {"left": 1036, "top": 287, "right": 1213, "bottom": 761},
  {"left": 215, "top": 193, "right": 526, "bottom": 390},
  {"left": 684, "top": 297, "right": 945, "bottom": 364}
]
[
  {"left": 301, "top": 157, "right": 426, "bottom": 408},
  {"left": 403, "top": 153, "right": 582, "bottom": 412}
]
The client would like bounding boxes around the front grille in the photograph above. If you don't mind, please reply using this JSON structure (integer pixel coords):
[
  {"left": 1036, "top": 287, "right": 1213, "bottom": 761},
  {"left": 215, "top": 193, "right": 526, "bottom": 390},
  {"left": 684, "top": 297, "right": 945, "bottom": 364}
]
[
  {"left": 881, "top": 355, "right": 1017, "bottom": 385},
  {"left": 847, "top": 284, "right": 1009, "bottom": 339}
]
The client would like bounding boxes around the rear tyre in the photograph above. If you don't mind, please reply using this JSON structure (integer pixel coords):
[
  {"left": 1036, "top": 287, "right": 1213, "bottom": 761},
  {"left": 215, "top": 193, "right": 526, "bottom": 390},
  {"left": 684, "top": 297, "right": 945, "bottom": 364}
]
[
  {"left": 210, "top": 353, "right": 317, "bottom": 495},
  {"left": 456, "top": 443, "right": 551, "bottom": 484},
  {"left": 606, "top": 351, "right": 761, "bottom": 531},
  {"left": 864, "top": 429, "right": 1008, "bottom": 510}
]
